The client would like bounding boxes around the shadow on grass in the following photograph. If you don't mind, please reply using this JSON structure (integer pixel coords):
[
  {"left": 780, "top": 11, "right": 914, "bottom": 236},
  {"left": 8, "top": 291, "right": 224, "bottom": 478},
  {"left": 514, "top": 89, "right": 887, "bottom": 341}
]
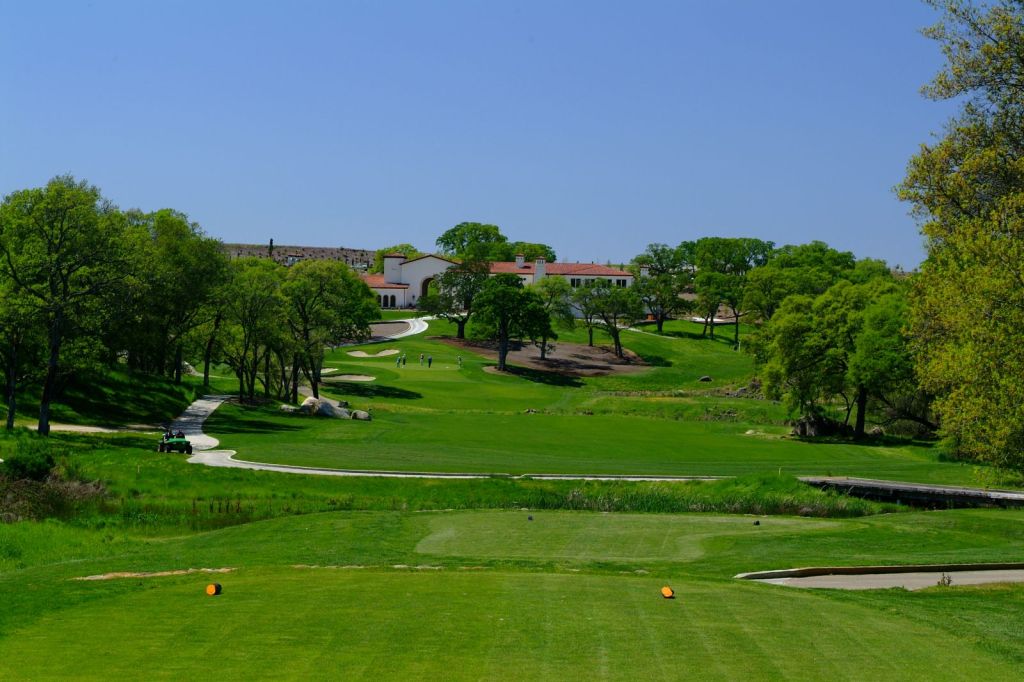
[
  {"left": 49, "top": 371, "right": 197, "bottom": 427},
  {"left": 637, "top": 354, "right": 672, "bottom": 367},
  {"left": 793, "top": 435, "right": 937, "bottom": 449},
  {"left": 501, "top": 365, "right": 584, "bottom": 388},
  {"left": 322, "top": 384, "right": 423, "bottom": 400},
  {"left": 661, "top": 330, "right": 738, "bottom": 347},
  {"left": 209, "top": 417, "right": 305, "bottom": 435}
]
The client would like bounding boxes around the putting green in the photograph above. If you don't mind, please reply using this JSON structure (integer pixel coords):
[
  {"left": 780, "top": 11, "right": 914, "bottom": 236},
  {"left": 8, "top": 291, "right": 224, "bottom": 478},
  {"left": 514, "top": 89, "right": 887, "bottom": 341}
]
[{"left": 416, "top": 511, "right": 845, "bottom": 562}]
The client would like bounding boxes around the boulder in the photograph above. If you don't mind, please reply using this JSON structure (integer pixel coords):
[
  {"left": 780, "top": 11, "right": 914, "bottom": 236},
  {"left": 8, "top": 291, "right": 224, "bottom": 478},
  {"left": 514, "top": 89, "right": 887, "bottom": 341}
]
[
  {"left": 325, "top": 403, "right": 354, "bottom": 419},
  {"left": 279, "top": 404, "right": 299, "bottom": 414},
  {"left": 698, "top": 375, "right": 713, "bottom": 382},
  {"left": 299, "top": 396, "right": 321, "bottom": 415},
  {"left": 351, "top": 410, "right": 372, "bottom": 421},
  {"left": 299, "top": 396, "right": 352, "bottom": 418},
  {"left": 791, "top": 414, "right": 851, "bottom": 438}
]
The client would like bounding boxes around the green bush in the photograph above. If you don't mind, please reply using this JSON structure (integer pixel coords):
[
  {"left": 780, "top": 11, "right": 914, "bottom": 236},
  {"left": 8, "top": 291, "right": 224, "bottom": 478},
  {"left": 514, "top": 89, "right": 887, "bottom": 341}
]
[{"left": 2, "top": 439, "right": 59, "bottom": 482}]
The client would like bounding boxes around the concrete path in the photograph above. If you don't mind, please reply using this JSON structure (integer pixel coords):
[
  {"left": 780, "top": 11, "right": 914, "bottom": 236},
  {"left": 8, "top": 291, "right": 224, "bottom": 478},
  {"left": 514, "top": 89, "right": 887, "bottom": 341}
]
[
  {"left": 171, "top": 395, "right": 232, "bottom": 451},
  {"left": 363, "top": 317, "right": 429, "bottom": 344},
  {"left": 753, "top": 569, "right": 1024, "bottom": 591}
]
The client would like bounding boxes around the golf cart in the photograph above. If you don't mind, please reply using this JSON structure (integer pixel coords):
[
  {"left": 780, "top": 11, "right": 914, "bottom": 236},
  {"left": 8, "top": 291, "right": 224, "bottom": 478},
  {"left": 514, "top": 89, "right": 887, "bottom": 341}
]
[{"left": 158, "top": 426, "right": 193, "bottom": 454}]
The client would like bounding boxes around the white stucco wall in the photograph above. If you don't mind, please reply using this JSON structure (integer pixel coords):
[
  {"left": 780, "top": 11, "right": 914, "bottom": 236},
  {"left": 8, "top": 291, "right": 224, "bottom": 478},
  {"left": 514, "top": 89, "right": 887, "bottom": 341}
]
[{"left": 400, "top": 256, "right": 456, "bottom": 305}]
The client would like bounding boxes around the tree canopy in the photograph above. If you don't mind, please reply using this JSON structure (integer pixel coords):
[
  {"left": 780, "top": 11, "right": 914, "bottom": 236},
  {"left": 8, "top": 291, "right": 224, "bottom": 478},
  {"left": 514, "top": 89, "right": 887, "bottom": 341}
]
[
  {"left": 473, "top": 274, "right": 551, "bottom": 371},
  {"left": 370, "top": 244, "right": 423, "bottom": 273},
  {"left": 435, "top": 222, "right": 555, "bottom": 263},
  {"left": 898, "top": 0, "right": 1024, "bottom": 471}
]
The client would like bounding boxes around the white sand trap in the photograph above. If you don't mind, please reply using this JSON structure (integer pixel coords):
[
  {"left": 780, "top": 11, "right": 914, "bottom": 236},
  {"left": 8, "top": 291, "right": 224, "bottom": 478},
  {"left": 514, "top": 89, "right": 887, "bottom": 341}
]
[
  {"left": 331, "top": 374, "right": 376, "bottom": 382},
  {"left": 759, "top": 569, "right": 1024, "bottom": 591},
  {"left": 347, "top": 348, "right": 400, "bottom": 358},
  {"left": 74, "top": 567, "right": 235, "bottom": 581}
]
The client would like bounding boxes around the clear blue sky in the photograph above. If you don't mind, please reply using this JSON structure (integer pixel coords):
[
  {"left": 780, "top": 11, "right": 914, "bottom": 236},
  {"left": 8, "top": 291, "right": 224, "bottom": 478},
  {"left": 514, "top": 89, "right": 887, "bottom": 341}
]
[{"left": 1, "top": 1, "right": 956, "bottom": 268}]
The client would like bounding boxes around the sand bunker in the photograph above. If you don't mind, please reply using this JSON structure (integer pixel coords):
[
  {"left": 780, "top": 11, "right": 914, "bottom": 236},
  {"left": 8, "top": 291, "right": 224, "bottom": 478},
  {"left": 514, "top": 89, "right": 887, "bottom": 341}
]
[
  {"left": 74, "top": 567, "right": 235, "bottom": 581},
  {"left": 328, "top": 374, "right": 376, "bottom": 382},
  {"left": 347, "top": 348, "right": 400, "bottom": 358},
  {"left": 758, "top": 569, "right": 1024, "bottom": 591}
]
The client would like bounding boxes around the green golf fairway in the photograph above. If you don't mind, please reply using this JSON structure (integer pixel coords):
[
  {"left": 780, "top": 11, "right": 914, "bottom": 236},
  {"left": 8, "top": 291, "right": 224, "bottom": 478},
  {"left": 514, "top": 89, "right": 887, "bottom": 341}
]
[
  {"left": 213, "top": 407, "right": 966, "bottom": 483},
  {"left": 201, "top": 320, "right": 977, "bottom": 484}
]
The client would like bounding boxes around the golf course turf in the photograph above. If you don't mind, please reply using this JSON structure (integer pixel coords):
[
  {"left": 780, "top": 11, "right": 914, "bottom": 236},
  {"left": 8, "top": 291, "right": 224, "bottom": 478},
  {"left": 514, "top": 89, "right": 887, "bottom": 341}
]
[
  {"left": 3, "top": 318, "right": 1023, "bottom": 679},
  {"left": 2, "top": 509, "right": 1024, "bottom": 679}
]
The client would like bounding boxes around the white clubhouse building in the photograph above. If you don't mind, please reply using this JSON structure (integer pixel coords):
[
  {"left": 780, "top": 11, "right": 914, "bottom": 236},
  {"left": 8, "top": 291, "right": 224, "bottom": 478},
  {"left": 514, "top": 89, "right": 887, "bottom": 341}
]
[{"left": 363, "top": 253, "right": 634, "bottom": 309}]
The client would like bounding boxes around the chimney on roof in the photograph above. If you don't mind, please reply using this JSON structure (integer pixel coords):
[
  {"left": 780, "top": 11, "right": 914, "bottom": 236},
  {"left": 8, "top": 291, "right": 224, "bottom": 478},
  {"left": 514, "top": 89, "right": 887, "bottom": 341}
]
[
  {"left": 515, "top": 254, "right": 525, "bottom": 268},
  {"left": 383, "top": 253, "right": 407, "bottom": 284},
  {"left": 535, "top": 257, "right": 546, "bottom": 280}
]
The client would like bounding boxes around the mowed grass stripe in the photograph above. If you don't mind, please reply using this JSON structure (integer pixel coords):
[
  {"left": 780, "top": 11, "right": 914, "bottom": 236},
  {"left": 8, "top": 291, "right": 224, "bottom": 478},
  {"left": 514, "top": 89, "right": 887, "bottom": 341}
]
[
  {"left": 0, "top": 569, "right": 1016, "bottom": 680},
  {"left": 210, "top": 404, "right": 960, "bottom": 481}
]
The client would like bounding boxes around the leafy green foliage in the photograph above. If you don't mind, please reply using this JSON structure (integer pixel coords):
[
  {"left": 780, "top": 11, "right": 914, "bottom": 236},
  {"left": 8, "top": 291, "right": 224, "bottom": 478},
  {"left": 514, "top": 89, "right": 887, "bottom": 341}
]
[
  {"left": 472, "top": 274, "right": 551, "bottom": 370},
  {"left": 899, "top": 0, "right": 1024, "bottom": 471},
  {"left": 283, "top": 259, "right": 377, "bottom": 399},
  {"left": 586, "top": 279, "right": 643, "bottom": 357},
  {"left": 417, "top": 260, "right": 490, "bottom": 339},
  {"left": 369, "top": 243, "right": 423, "bottom": 273},
  {"left": 0, "top": 176, "right": 135, "bottom": 434},
  {"left": 630, "top": 243, "right": 694, "bottom": 332},
  {"left": 1, "top": 438, "right": 56, "bottom": 482},
  {"left": 742, "top": 241, "right": 856, "bottom": 321},
  {"left": 753, "top": 272, "right": 927, "bottom": 438},
  {"left": 434, "top": 222, "right": 555, "bottom": 263},
  {"left": 694, "top": 236, "right": 774, "bottom": 346}
]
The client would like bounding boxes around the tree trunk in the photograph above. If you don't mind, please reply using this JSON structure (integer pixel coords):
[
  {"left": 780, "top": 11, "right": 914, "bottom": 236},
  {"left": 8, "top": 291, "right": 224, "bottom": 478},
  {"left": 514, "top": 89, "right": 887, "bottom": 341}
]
[
  {"left": 237, "top": 369, "right": 245, "bottom": 401},
  {"left": 854, "top": 384, "right": 868, "bottom": 440},
  {"left": 290, "top": 354, "right": 300, "bottom": 404},
  {"left": 174, "top": 344, "right": 184, "bottom": 384},
  {"left": 540, "top": 335, "right": 548, "bottom": 360},
  {"left": 263, "top": 351, "right": 271, "bottom": 398},
  {"left": 203, "top": 312, "right": 222, "bottom": 387},
  {"left": 38, "top": 312, "right": 63, "bottom": 436},
  {"left": 497, "top": 328, "right": 509, "bottom": 370},
  {"left": 456, "top": 320, "right": 466, "bottom": 339},
  {"left": 702, "top": 317, "right": 710, "bottom": 337},
  {"left": 609, "top": 327, "right": 623, "bottom": 357},
  {"left": 656, "top": 315, "right": 665, "bottom": 334},
  {"left": 733, "top": 314, "right": 740, "bottom": 349},
  {"left": 587, "top": 325, "right": 594, "bottom": 346},
  {"left": 5, "top": 345, "right": 16, "bottom": 431}
]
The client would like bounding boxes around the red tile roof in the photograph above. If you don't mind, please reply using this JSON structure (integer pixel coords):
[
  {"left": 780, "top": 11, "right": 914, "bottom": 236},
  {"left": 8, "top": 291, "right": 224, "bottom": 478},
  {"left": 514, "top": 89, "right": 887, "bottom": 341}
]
[
  {"left": 488, "top": 262, "right": 632, "bottom": 277},
  {"left": 361, "top": 274, "right": 409, "bottom": 289}
]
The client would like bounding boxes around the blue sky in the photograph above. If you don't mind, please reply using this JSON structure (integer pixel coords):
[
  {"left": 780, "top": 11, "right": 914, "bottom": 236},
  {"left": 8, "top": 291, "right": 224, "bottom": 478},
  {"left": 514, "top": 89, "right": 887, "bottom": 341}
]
[{"left": 1, "top": 1, "right": 956, "bottom": 268}]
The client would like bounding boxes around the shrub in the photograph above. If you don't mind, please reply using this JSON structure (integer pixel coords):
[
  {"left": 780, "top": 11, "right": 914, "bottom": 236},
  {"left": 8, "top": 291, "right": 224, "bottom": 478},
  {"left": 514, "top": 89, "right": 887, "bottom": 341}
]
[{"left": 1, "top": 438, "right": 60, "bottom": 482}]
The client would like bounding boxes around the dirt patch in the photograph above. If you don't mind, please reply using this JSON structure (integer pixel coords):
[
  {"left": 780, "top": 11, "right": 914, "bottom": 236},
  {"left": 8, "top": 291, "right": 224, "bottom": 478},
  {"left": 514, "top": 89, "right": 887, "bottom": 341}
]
[
  {"left": 74, "top": 567, "right": 235, "bottom": 581},
  {"left": 440, "top": 337, "right": 648, "bottom": 377},
  {"left": 347, "top": 349, "right": 399, "bottom": 358},
  {"left": 325, "top": 374, "right": 376, "bottom": 382},
  {"left": 369, "top": 321, "right": 411, "bottom": 339}
]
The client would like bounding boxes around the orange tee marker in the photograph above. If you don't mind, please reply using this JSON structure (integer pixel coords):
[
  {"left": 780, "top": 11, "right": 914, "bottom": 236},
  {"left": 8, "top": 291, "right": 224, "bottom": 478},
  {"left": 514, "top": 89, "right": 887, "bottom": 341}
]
[
  {"left": 661, "top": 586, "right": 675, "bottom": 599},
  {"left": 206, "top": 583, "right": 222, "bottom": 596}
]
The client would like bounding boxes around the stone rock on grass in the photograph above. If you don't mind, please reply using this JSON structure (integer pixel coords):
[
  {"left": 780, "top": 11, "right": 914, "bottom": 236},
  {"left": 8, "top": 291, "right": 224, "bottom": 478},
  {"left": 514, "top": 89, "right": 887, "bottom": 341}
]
[
  {"left": 351, "top": 410, "right": 372, "bottom": 421},
  {"left": 699, "top": 375, "right": 713, "bottom": 382},
  {"left": 297, "top": 397, "right": 352, "bottom": 419},
  {"left": 279, "top": 405, "right": 299, "bottom": 414}
]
